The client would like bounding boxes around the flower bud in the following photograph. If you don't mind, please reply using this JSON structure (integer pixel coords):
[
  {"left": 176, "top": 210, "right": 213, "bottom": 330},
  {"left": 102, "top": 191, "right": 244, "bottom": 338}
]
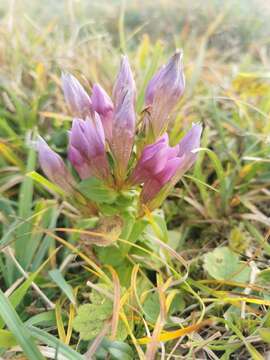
[
  {"left": 145, "top": 50, "right": 185, "bottom": 138},
  {"left": 173, "top": 123, "right": 202, "bottom": 180},
  {"left": 37, "top": 136, "right": 75, "bottom": 193},
  {"left": 68, "top": 145, "right": 92, "bottom": 180},
  {"left": 110, "top": 89, "right": 136, "bottom": 182},
  {"left": 130, "top": 133, "right": 178, "bottom": 185},
  {"left": 142, "top": 124, "right": 202, "bottom": 208},
  {"left": 112, "top": 55, "right": 136, "bottom": 108},
  {"left": 61, "top": 72, "right": 92, "bottom": 118},
  {"left": 68, "top": 115, "right": 111, "bottom": 181},
  {"left": 141, "top": 157, "right": 181, "bottom": 204},
  {"left": 91, "top": 83, "right": 114, "bottom": 141}
]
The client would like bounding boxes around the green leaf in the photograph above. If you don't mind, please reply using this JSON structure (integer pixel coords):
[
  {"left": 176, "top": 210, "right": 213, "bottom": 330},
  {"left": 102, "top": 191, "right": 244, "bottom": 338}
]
[
  {"left": 115, "top": 262, "right": 133, "bottom": 287},
  {"left": 0, "top": 329, "right": 17, "bottom": 348},
  {"left": 0, "top": 289, "right": 45, "bottom": 360},
  {"left": 258, "top": 269, "right": 270, "bottom": 284},
  {"left": 128, "top": 218, "right": 148, "bottom": 243},
  {"left": 108, "top": 341, "right": 134, "bottom": 358},
  {"left": 169, "top": 293, "right": 185, "bottom": 316},
  {"left": 0, "top": 248, "right": 59, "bottom": 329},
  {"left": 168, "top": 230, "right": 181, "bottom": 250},
  {"left": 49, "top": 269, "right": 76, "bottom": 305},
  {"left": 74, "top": 287, "right": 129, "bottom": 341},
  {"left": 25, "top": 311, "right": 56, "bottom": 327},
  {"left": 78, "top": 177, "right": 118, "bottom": 204},
  {"left": 97, "top": 246, "right": 126, "bottom": 267},
  {"left": 73, "top": 303, "right": 112, "bottom": 340},
  {"left": 0, "top": 272, "right": 38, "bottom": 329},
  {"left": 109, "top": 347, "right": 133, "bottom": 360},
  {"left": 143, "top": 292, "right": 160, "bottom": 322},
  {"left": 227, "top": 320, "right": 265, "bottom": 360},
  {"left": 16, "top": 147, "right": 36, "bottom": 268},
  {"left": 76, "top": 217, "right": 99, "bottom": 230},
  {"left": 229, "top": 225, "right": 250, "bottom": 253},
  {"left": 259, "top": 328, "right": 270, "bottom": 344},
  {"left": 96, "top": 338, "right": 134, "bottom": 360},
  {"left": 89, "top": 287, "right": 112, "bottom": 305},
  {"left": 27, "top": 171, "right": 66, "bottom": 196},
  {"left": 204, "top": 247, "right": 251, "bottom": 282},
  {"left": 28, "top": 326, "right": 84, "bottom": 360}
]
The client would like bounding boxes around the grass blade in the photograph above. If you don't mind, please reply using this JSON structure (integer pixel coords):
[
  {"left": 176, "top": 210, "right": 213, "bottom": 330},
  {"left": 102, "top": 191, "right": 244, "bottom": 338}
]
[
  {"left": 49, "top": 269, "right": 76, "bottom": 305},
  {"left": 0, "top": 289, "right": 45, "bottom": 360},
  {"left": 28, "top": 326, "right": 85, "bottom": 360}
]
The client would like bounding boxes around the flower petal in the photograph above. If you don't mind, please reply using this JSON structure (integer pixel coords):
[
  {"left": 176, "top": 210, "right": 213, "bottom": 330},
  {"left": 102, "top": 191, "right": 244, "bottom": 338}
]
[
  {"left": 62, "top": 72, "right": 92, "bottom": 118},
  {"left": 37, "top": 136, "right": 75, "bottom": 192}
]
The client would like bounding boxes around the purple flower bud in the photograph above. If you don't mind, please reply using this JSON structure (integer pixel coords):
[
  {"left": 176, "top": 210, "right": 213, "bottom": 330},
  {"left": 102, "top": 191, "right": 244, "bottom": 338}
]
[
  {"left": 130, "top": 133, "right": 178, "bottom": 185},
  {"left": 112, "top": 55, "right": 136, "bottom": 107},
  {"left": 68, "top": 114, "right": 111, "bottom": 181},
  {"left": 61, "top": 72, "right": 92, "bottom": 118},
  {"left": 141, "top": 157, "right": 181, "bottom": 204},
  {"left": 37, "top": 136, "right": 75, "bottom": 193},
  {"left": 145, "top": 50, "right": 185, "bottom": 138},
  {"left": 68, "top": 145, "right": 92, "bottom": 180},
  {"left": 91, "top": 84, "right": 114, "bottom": 141},
  {"left": 178, "top": 123, "right": 202, "bottom": 158},
  {"left": 173, "top": 123, "right": 202, "bottom": 178},
  {"left": 110, "top": 89, "right": 136, "bottom": 181},
  {"left": 138, "top": 124, "right": 202, "bottom": 205}
]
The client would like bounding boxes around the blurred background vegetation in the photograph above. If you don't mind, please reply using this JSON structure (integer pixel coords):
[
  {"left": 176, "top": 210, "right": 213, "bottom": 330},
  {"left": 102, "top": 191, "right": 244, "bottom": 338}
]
[{"left": 1, "top": 0, "right": 270, "bottom": 359}]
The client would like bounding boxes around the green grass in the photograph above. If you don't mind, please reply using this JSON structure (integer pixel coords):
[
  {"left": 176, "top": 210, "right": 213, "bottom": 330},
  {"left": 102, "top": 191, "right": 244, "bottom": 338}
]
[{"left": 1, "top": 0, "right": 270, "bottom": 359}]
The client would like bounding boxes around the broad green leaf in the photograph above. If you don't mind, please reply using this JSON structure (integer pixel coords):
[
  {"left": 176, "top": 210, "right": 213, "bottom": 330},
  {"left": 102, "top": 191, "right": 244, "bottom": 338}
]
[
  {"left": 109, "top": 347, "right": 133, "bottom": 360},
  {"left": 78, "top": 177, "right": 118, "bottom": 204},
  {"left": 96, "top": 338, "right": 134, "bottom": 360},
  {"left": 107, "top": 341, "right": 134, "bottom": 358},
  {"left": 204, "top": 247, "right": 250, "bottom": 282},
  {"left": 97, "top": 246, "right": 125, "bottom": 267},
  {"left": 73, "top": 287, "right": 128, "bottom": 341},
  {"left": 73, "top": 303, "right": 112, "bottom": 340},
  {"left": 143, "top": 292, "right": 185, "bottom": 323},
  {"left": 115, "top": 262, "right": 133, "bottom": 287},
  {"left": 143, "top": 292, "right": 160, "bottom": 322}
]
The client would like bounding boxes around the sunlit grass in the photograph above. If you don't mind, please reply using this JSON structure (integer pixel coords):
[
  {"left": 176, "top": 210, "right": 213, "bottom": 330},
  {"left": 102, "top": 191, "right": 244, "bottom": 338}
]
[{"left": 1, "top": 0, "right": 270, "bottom": 358}]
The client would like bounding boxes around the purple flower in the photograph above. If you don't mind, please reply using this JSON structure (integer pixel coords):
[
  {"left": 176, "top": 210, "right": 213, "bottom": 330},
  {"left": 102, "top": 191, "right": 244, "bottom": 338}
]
[
  {"left": 61, "top": 72, "right": 92, "bottom": 118},
  {"left": 176, "top": 122, "right": 202, "bottom": 175},
  {"left": 68, "top": 114, "right": 111, "bottom": 182},
  {"left": 134, "top": 123, "right": 202, "bottom": 205},
  {"left": 91, "top": 83, "right": 114, "bottom": 141},
  {"left": 141, "top": 158, "right": 182, "bottom": 204},
  {"left": 110, "top": 56, "right": 136, "bottom": 182},
  {"left": 37, "top": 136, "right": 75, "bottom": 193},
  {"left": 130, "top": 133, "right": 178, "bottom": 184},
  {"left": 112, "top": 55, "right": 136, "bottom": 107},
  {"left": 145, "top": 50, "right": 185, "bottom": 139}
]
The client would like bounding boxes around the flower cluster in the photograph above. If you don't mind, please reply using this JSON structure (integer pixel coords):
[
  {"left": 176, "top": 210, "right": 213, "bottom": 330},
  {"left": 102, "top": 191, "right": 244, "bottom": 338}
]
[{"left": 37, "top": 50, "right": 202, "bottom": 214}]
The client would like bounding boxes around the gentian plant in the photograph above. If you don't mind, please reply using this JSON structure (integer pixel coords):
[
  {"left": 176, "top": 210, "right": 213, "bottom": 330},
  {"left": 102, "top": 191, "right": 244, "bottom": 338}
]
[
  {"left": 35, "top": 50, "right": 203, "bottom": 345},
  {"left": 36, "top": 50, "right": 202, "bottom": 267}
]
